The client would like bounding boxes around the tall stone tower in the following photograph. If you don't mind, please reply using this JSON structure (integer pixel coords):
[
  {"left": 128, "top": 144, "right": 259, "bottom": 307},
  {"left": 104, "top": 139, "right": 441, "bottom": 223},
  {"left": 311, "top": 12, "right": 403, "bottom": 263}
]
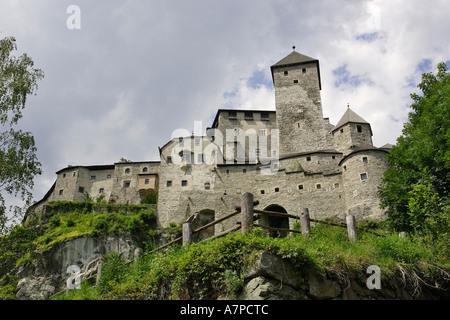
[{"left": 271, "top": 48, "right": 331, "bottom": 155}]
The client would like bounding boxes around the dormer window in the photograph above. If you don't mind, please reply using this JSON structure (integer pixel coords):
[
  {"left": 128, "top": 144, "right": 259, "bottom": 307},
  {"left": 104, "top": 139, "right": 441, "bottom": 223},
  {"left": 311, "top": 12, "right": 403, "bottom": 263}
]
[
  {"left": 228, "top": 111, "right": 237, "bottom": 119},
  {"left": 357, "top": 125, "right": 362, "bottom": 133},
  {"left": 244, "top": 112, "right": 253, "bottom": 120}
]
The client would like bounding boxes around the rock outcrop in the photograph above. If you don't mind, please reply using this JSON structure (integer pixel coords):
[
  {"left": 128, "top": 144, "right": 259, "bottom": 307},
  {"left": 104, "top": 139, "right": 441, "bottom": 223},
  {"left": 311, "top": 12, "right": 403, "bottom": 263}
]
[{"left": 15, "top": 235, "right": 136, "bottom": 300}]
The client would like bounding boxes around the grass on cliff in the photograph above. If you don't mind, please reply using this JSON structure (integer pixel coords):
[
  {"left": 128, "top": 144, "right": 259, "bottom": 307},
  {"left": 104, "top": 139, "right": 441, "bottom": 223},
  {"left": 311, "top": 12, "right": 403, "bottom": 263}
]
[{"left": 53, "top": 224, "right": 450, "bottom": 300}]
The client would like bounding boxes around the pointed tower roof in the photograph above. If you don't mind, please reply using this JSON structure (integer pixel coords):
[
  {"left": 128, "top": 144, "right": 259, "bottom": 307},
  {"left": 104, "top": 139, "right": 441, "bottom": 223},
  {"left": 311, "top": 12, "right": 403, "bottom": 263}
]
[
  {"left": 271, "top": 51, "right": 318, "bottom": 68},
  {"left": 333, "top": 107, "right": 370, "bottom": 132},
  {"left": 270, "top": 47, "right": 321, "bottom": 89}
]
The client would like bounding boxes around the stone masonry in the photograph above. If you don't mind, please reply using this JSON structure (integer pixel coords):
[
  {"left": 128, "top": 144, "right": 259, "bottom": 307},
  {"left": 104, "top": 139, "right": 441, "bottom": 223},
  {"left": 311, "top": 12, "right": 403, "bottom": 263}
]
[{"left": 28, "top": 49, "right": 392, "bottom": 234}]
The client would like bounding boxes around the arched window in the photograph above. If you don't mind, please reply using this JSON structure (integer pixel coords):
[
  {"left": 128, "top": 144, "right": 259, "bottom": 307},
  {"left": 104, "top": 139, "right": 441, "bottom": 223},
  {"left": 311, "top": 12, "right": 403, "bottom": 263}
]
[
  {"left": 125, "top": 168, "right": 131, "bottom": 174},
  {"left": 142, "top": 167, "right": 148, "bottom": 172}
]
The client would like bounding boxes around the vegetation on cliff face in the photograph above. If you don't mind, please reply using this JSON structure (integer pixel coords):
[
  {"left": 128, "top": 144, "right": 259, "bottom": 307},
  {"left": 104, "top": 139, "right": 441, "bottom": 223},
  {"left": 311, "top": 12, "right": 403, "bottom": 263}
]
[{"left": 53, "top": 222, "right": 449, "bottom": 300}]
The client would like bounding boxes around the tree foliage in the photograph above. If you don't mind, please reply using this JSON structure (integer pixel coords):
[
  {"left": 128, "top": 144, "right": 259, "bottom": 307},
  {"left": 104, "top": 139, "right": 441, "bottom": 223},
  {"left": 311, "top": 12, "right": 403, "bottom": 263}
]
[
  {"left": 0, "top": 36, "right": 44, "bottom": 233},
  {"left": 378, "top": 62, "right": 450, "bottom": 237}
]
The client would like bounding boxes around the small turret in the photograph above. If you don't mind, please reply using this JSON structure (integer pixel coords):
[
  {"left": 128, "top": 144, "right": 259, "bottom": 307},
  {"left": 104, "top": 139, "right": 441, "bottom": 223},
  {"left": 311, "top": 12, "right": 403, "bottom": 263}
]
[{"left": 332, "top": 107, "right": 373, "bottom": 155}]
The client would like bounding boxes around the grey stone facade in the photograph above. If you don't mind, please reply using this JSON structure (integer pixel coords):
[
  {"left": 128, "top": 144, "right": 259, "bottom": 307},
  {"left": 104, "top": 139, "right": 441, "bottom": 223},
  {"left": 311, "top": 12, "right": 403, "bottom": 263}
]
[{"left": 29, "top": 49, "right": 392, "bottom": 232}]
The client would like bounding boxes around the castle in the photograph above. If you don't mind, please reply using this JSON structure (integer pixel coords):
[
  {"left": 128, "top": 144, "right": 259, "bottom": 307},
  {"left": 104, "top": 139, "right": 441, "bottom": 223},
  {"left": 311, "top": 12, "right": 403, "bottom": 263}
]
[{"left": 29, "top": 49, "right": 392, "bottom": 235}]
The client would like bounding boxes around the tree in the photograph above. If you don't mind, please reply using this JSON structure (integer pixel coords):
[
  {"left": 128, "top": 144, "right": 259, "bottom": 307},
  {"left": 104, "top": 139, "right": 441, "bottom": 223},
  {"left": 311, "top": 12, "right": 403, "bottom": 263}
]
[
  {"left": 0, "top": 36, "right": 44, "bottom": 233},
  {"left": 378, "top": 62, "right": 450, "bottom": 236}
]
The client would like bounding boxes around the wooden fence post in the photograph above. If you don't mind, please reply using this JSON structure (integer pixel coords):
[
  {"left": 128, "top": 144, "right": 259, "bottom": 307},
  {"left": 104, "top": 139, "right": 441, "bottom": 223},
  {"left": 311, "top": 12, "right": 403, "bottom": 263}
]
[
  {"left": 299, "top": 208, "right": 310, "bottom": 236},
  {"left": 346, "top": 215, "right": 357, "bottom": 242},
  {"left": 183, "top": 222, "right": 193, "bottom": 246},
  {"left": 241, "top": 192, "right": 254, "bottom": 235}
]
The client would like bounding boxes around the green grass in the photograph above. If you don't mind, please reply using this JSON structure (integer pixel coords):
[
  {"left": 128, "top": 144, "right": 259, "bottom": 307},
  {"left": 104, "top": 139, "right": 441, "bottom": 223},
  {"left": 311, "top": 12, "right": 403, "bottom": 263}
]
[{"left": 51, "top": 224, "right": 450, "bottom": 300}]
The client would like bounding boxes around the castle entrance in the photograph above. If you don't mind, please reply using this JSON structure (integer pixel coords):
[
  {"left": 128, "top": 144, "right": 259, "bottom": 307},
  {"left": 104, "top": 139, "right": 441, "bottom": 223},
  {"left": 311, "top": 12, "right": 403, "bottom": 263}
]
[{"left": 262, "top": 204, "right": 290, "bottom": 238}]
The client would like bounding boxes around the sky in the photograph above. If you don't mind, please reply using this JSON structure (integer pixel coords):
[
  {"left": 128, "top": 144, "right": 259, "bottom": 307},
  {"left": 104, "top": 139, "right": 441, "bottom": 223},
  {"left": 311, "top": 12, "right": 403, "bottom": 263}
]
[{"left": 1, "top": 0, "right": 450, "bottom": 220}]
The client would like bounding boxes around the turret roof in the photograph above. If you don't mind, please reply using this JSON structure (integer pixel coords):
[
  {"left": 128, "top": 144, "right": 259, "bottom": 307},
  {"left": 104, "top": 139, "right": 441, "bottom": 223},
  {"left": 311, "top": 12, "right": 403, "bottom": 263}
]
[
  {"left": 333, "top": 107, "right": 370, "bottom": 132},
  {"left": 271, "top": 50, "right": 318, "bottom": 68}
]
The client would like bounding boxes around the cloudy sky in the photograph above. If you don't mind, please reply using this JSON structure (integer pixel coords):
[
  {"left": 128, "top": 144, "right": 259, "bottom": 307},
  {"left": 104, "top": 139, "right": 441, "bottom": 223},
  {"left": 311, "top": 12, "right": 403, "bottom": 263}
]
[{"left": 1, "top": 0, "right": 450, "bottom": 213}]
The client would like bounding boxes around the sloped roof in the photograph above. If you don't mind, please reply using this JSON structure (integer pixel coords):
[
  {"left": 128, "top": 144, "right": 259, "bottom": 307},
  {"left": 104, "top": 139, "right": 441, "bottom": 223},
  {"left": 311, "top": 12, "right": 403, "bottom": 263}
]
[
  {"left": 333, "top": 107, "right": 370, "bottom": 132},
  {"left": 271, "top": 51, "right": 318, "bottom": 68}
]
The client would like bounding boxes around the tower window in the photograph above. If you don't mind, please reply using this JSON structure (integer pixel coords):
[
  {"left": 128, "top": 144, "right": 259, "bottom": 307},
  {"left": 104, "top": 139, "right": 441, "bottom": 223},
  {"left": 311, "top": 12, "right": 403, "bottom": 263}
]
[
  {"left": 361, "top": 173, "right": 368, "bottom": 180},
  {"left": 59, "top": 189, "right": 63, "bottom": 195},
  {"left": 284, "top": 71, "right": 288, "bottom": 75},
  {"left": 124, "top": 181, "right": 130, "bottom": 188},
  {"left": 167, "top": 181, "right": 172, "bottom": 187},
  {"left": 204, "top": 182, "right": 210, "bottom": 190},
  {"left": 125, "top": 168, "right": 130, "bottom": 174},
  {"left": 275, "top": 187, "right": 280, "bottom": 192},
  {"left": 167, "top": 156, "right": 172, "bottom": 164},
  {"left": 181, "top": 180, "right": 188, "bottom": 187},
  {"left": 78, "top": 187, "right": 84, "bottom": 193},
  {"left": 298, "top": 184, "right": 304, "bottom": 190},
  {"left": 145, "top": 179, "right": 149, "bottom": 184},
  {"left": 260, "top": 190, "right": 265, "bottom": 194},
  {"left": 99, "top": 188, "right": 104, "bottom": 194},
  {"left": 306, "top": 156, "right": 311, "bottom": 161},
  {"left": 362, "top": 156, "right": 368, "bottom": 163},
  {"left": 340, "top": 128, "right": 344, "bottom": 133},
  {"left": 357, "top": 125, "right": 362, "bottom": 133},
  {"left": 293, "top": 79, "right": 299, "bottom": 84},
  {"left": 261, "top": 112, "right": 270, "bottom": 120},
  {"left": 316, "top": 184, "right": 322, "bottom": 190},
  {"left": 90, "top": 175, "right": 96, "bottom": 180},
  {"left": 228, "top": 111, "right": 237, "bottom": 119},
  {"left": 242, "top": 169, "right": 247, "bottom": 173},
  {"left": 142, "top": 167, "right": 148, "bottom": 172},
  {"left": 302, "top": 68, "right": 306, "bottom": 74},
  {"left": 244, "top": 112, "right": 253, "bottom": 120}
]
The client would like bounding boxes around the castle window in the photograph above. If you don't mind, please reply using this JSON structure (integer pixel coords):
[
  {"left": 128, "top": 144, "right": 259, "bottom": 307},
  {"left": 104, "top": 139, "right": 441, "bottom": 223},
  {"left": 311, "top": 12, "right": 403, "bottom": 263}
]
[
  {"left": 362, "top": 157, "right": 368, "bottom": 163},
  {"left": 259, "top": 129, "right": 266, "bottom": 136},
  {"left": 332, "top": 155, "right": 336, "bottom": 160},
  {"left": 334, "top": 183, "right": 340, "bottom": 188},
  {"left": 143, "top": 167, "right": 148, "bottom": 172},
  {"left": 99, "top": 188, "right": 104, "bottom": 194},
  {"left": 226, "top": 169, "right": 230, "bottom": 174},
  {"left": 302, "top": 68, "right": 306, "bottom": 74},
  {"left": 204, "top": 182, "right": 210, "bottom": 190},
  {"left": 260, "top": 190, "right": 265, "bottom": 194},
  {"left": 361, "top": 173, "right": 368, "bottom": 181},
  {"left": 293, "top": 79, "right": 299, "bottom": 83},
  {"left": 182, "top": 153, "right": 191, "bottom": 163},
  {"left": 90, "top": 175, "right": 96, "bottom": 180},
  {"left": 275, "top": 187, "right": 280, "bottom": 192},
  {"left": 242, "top": 169, "right": 247, "bottom": 173},
  {"left": 59, "top": 189, "right": 63, "bottom": 195},
  {"left": 298, "top": 184, "right": 304, "bottom": 190},
  {"left": 125, "top": 168, "right": 131, "bottom": 174},
  {"left": 284, "top": 70, "right": 288, "bottom": 75},
  {"left": 145, "top": 179, "right": 149, "bottom": 184},
  {"left": 124, "top": 181, "right": 130, "bottom": 188},
  {"left": 167, "top": 156, "right": 172, "bottom": 164},
  {"left": 261, "top": 112, "right": 270, "bottom": 120},
  {"left": 63, "top": 173, "right": 66, "bottom": 178},
  {"left": 78, "top": 187, "right": 84, "bottom": 193},
  {"left": 228, "top": 111, "right": 237, "bottom": 119},
  {"left": 316, "top": 184, "right": 322, "bottom": 190},
  {"left": 181, "top": 180, "right": 188, "bottom": 187},
  {"left": 73, "top": 172, "right": 76, "bottom": 177},
  {"left": 234, "top": 128, "right": 241, "bottom": 136},
  {"left": 107, "top": 175, "right": 111, "bottom": 179},
  {"left": 357, "top": 125, "right": 362, "bottom": 133},
  {"left": 340, "top": 128, "right": 344, "bottom": 133},
  {"left": 343, "top": 165, "right": 347, "bottom": 171},
  {"left": 195, "top": 138, "right": 201, "bottom": 146},
  {"left": 244, "top": 112, "right": 253, "bottom": 120},
  {"left": 306, "top": 156, "right": 311, "bottom": 161},
  {"left": 167, "top": 181, "right": 172, "bottom": 187}
]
